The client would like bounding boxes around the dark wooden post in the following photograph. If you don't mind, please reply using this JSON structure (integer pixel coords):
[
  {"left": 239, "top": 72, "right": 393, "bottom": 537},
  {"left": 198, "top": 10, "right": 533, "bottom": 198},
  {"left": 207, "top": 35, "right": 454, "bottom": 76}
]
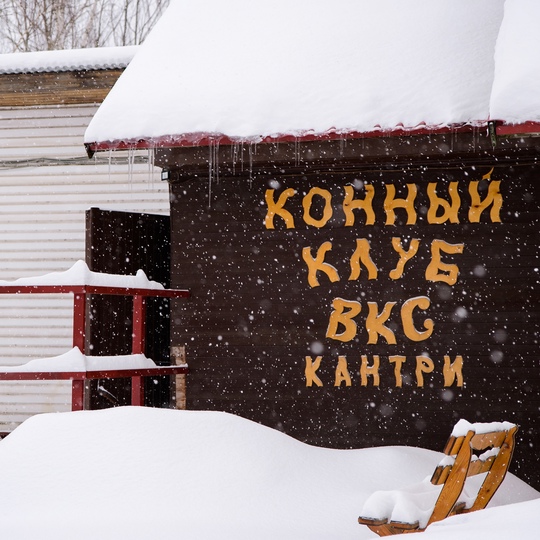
[{"left": 171, "top": 345, "right": 187, "bottom": 409}]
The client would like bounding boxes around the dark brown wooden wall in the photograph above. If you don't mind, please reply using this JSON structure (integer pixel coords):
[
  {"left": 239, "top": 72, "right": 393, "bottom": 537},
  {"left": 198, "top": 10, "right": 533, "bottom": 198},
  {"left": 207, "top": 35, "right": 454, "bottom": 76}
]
[
  {"left": 170, "top": 160, "right": 539, "bottom": 489},
  {"left": 85, "top": 207, "right": 171, "bottom": 408}
]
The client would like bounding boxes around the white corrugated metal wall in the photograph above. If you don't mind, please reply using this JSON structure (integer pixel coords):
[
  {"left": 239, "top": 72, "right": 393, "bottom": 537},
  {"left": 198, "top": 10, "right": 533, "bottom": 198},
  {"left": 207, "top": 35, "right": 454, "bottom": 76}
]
[{"left": 0, "top": 104, "right": 169, "bottom": 431}]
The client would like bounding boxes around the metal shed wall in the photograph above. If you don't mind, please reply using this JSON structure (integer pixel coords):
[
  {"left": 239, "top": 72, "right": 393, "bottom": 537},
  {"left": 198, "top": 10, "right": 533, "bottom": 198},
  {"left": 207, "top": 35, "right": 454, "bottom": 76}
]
[{"left": 0, "top": 104, "right": 169, "bottom": 431}]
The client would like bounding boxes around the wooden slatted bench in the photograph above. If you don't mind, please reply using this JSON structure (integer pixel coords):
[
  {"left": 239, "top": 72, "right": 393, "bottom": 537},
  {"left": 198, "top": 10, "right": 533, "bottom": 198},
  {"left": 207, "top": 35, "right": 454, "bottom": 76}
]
[{"left": 358, "top": 420, "right": 518, "bottom": 536}]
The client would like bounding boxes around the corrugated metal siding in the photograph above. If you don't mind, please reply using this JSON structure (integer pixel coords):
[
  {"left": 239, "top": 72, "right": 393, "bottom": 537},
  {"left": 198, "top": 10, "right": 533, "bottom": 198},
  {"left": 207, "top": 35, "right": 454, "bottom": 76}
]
[{"left": 0, "top": 104, "right": 170, "bottom": 432}]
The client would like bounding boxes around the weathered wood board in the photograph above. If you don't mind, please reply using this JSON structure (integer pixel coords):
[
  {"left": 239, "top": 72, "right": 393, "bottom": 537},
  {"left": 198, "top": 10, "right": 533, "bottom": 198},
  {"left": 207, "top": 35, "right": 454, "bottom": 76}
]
[{"left": 165, "top": 134, "right": 540, "bottom": 489}]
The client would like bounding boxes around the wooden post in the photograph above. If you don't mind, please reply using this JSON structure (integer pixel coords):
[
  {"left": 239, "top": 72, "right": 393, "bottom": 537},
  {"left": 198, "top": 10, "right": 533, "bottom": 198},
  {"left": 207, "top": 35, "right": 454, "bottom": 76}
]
[
  {"left": 72, "top": 379, "right": 85, "bottom": 411},
  {"left": 132, "top": 295, "right": 146, "bottom": 354},
  {"left": 131, "top": 376, "right": 145, "bottom": 406},
  {"left": 72, "top": 293, "right": 86, "bottom": 351},
  {"left": 72, "top": 293, "right": 87, "bottom": 409},
  {"left": 171, "top": 345, "right": 187, "bottom": 409}
]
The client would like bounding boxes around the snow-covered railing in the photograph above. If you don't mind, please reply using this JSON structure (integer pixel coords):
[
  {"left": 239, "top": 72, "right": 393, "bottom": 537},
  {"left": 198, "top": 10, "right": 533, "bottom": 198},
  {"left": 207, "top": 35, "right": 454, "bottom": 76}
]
[
  {"left": 0, "top": 348, "right": 188, "bottom": 409},
  {"left": 0, "top": 261, "right": 190, "bottom": 410}
]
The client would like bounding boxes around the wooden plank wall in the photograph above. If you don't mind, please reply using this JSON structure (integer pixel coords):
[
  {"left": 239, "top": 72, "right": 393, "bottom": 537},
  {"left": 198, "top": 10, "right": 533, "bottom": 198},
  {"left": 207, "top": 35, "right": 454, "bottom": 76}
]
[
  {"left": 85, "top": 208, "right": 171, "bottom": 409},
  {"left": 0, "top": 70, "right": 124, "bottom": 107},
  {"left": 0, "top": 104, "right": 170, "bottom": 432},
  {"left": 170, "top": 161, "right": 540, "bottom": 489}
]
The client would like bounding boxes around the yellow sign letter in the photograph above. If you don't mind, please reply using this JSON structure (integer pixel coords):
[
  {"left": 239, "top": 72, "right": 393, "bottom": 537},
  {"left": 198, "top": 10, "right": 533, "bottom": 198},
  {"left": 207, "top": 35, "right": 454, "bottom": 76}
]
[
  {"left": 302, "top": 241, "right": 340, "bottom": 288},
  {"left": 326, "top": 298, "right": 362, "bottom": 342},
  {"left": 264, "top": 188, "right": 296, "bottom": 229},
  {"left": 425, "top": 240, "right": 464, "bottom": 286}
]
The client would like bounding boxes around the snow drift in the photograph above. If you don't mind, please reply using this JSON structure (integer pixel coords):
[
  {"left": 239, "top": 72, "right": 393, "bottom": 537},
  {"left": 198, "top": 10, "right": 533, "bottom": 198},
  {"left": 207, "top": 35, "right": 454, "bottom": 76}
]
[{"left": 0, "top": 407, "right": 537, "bottom": 539}]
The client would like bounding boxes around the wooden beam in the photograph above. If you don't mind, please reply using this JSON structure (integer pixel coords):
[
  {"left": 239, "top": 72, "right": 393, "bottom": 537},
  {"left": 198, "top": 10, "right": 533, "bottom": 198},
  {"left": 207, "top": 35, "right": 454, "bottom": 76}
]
[{"left": 0, "top": 69, "right": 124, "bottom": 107}]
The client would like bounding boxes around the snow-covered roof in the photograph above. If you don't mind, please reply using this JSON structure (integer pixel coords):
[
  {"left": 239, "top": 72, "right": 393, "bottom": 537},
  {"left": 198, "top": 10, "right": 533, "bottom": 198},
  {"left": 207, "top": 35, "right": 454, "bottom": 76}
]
[
  {"left": 0, "top": 45, "right": 138, "bottom": 74},
  {"left": 84, "top": 0, "right": 540, "bottom": 150}
]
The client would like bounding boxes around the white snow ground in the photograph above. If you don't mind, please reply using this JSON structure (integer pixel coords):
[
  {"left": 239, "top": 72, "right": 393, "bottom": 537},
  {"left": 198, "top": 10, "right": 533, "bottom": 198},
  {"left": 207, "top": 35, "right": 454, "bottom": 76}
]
[{"left": 0, "top": 407, "right": 537, "bottom": 539}]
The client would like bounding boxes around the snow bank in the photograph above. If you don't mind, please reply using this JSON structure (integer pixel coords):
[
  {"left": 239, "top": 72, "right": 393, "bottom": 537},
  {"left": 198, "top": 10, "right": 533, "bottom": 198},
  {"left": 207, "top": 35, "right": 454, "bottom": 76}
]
[
  {"left": 0, "top": 260, "right": 164, "bottom": 290},
  {"left": 408, "top": 498, "right": 540, "bottom": 540},
  {"left": 85, "top": 0, "right": 505, "bottom": 145},
  {"left": 0, "top": 46, "right": 137, "bottom": 74},
  {"left": 0, "top": 408, "right": 536, "bottom": 539}
]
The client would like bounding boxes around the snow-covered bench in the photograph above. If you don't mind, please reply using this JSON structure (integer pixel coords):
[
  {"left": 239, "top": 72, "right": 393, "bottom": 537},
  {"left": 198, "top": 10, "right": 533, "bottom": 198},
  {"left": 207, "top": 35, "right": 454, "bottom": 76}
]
[{"left": 358, "top": 420, "right": 518, "bottom": 535}]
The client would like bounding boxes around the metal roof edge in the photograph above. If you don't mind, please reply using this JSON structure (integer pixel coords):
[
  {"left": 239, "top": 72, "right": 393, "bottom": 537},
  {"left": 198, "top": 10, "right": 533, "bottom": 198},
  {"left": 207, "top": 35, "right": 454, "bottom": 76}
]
[{"left": 85, "top": 122, "right": 487, "bottom": 157}]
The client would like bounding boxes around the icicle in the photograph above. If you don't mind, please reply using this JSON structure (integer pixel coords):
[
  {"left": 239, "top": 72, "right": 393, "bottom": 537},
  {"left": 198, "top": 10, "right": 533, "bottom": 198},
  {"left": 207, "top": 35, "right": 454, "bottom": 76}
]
[
  {"left": 240, "top": 142, "right": 245, "bottom": 172},
  {"left": 294, "top": 137, "right": 300, "bottom": 167},
  {"left": 127, "top": 147, "right": 134, "bottom": 191},
  {"left": 248, "top": 143, "right": 254, "bottom": 187},
  {"left": 231, "top": 141, "right": 239, "bottom": 176},
  {"left": 108, "top": 148, "right": 112, "bottom": 184},
  {"left": 339, "top": 135, "right": 345, "bottom": 157},
  {"left": 208, "top": 141, "right": 213, "bottom": 208},
  {"left": 215, "top": 140, "right": 220, "bottom": 184},
  {"left": 147, "top": 148, "right": 153, "bottom": 186}
]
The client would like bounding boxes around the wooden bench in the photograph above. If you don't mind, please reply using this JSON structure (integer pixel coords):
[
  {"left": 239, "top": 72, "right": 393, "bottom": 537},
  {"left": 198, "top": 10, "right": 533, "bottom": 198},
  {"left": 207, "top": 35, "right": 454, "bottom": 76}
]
[{"left": 358, "top": 420, "right": 518, "bottom": 536}]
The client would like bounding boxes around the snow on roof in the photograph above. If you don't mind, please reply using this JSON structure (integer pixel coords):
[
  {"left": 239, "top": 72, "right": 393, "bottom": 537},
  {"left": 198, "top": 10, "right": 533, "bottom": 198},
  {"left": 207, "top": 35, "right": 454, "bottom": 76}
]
[
  {"left": 489, "top": 0, "right": 540, "bottom": 124},
  {"left": 0, "top": 45, "right": 138, "bottom": 74},
  {"left": 84, "top": 0, "right": 505, "bottom": 147},
  {"left": 84, "top": 0, "right": 540, "bottom": 150}
]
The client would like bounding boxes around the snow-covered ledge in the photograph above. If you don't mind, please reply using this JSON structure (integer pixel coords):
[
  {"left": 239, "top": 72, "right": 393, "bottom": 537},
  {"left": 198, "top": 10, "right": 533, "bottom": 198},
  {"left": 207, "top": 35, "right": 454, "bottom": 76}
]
[
  {"left": 0, "top": 347, "right": 189, "bottom": 411},
  {"left": 0, "top": 347, "right": 161, "bottom": 373},
  {"left": 0, "top": 261, "right": 190, "bottom": 402},
  {"left": 0, "top": 260, "right": 165, "bottom": 290}
]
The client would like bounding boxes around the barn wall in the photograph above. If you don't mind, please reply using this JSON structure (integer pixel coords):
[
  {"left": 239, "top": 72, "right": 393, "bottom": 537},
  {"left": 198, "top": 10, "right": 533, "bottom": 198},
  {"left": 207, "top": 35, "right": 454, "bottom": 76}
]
[
  {"left": 169, "top": 148, "right": 539, "bottom": 488},
  {"left": 0, "top": 104, "right": 170, "bottom": 432}
]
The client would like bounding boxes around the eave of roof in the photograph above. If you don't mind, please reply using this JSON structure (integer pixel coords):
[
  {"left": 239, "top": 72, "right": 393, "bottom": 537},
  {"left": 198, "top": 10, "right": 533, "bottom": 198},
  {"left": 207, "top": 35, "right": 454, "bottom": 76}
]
[
  {"left": 85, "top": 122, "right": 491, "bottom": 158},
  {"left": 0, "top": 46, "right": 138, "bottom": 75},
  {"left": 85, "top": 119, "right": 540, "bottom": 158}
]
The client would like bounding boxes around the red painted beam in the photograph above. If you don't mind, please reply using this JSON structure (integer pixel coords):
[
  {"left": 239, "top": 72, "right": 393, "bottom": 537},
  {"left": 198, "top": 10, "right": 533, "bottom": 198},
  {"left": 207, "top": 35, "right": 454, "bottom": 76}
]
[
  {"left": 72, "top": 379, "right": 85, "bottom": 411},
  {"left": 496, "top": 121, "right": 540, "bottom": 137},
  {"left": 73, "top": 293, "right": 86, "bottom": 351},
  {"left": 0, "top": 366, "right": 188, "bottom": 381},
  {"left": 132, "top": 295, "right": 146, "bottom": 355},
  {"left": 0, "top": 284, "right": 189, "bottom": 298},
  {"left": 131, "top": 376, "right": 145, "bottom": 406}
]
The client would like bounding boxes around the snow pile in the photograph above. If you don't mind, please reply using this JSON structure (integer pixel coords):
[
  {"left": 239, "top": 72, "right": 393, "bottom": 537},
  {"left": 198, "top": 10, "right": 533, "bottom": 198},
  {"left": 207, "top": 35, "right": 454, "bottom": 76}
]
[
  {"left": 361, "top": 478, "right": 445, "bottom": 529},
  {"left": 0, "top": 407, "right": 537, "bottom": 539},
  {"left": 0, "top": 260, "right": 164, "bottom": 290},
  {"left": 450, "top": 419, "right": 516, "bottom": 437},
  {"left": 85, "top": 0, "right": 506, "bottom": 145},
  {"left": 0, "top": 347, "right": 157, "bottom": 373},
  {"left": 0, "top": 45, "right": 138, "bottom": 74}
]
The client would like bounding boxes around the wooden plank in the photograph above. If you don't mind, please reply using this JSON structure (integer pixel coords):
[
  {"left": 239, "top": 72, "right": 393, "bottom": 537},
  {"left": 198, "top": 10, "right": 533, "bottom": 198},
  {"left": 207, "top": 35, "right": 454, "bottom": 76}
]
[
  {"left": 468, "top": 455, "right": 496, "bottom": 476},
  {"left": 0, "top": 70, "right": 123, "bottom": 107},
  {"left": 471, "top": 431, "right": 507, "bottom": 450}
]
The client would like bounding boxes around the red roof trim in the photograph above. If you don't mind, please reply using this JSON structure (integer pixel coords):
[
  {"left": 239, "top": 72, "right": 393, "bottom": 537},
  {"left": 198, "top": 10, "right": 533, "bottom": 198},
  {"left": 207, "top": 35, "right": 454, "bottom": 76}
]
[
  {"left": 85, "top": 122, "right": 486, "bottom": 156},
  {"left": 495, "top": 121, "right": 540, "bottom": 136}
]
